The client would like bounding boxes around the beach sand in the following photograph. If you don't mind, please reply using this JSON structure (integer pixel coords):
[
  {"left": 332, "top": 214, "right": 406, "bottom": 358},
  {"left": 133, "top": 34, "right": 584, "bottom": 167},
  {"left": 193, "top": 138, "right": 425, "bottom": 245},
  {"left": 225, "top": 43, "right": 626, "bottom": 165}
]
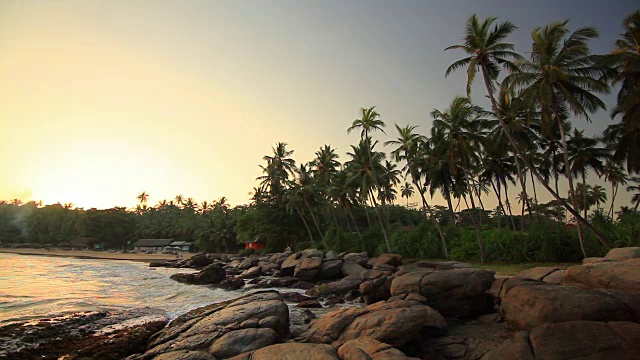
[{"left": 0, "top": 248, "right": 186, "bottom": 263}]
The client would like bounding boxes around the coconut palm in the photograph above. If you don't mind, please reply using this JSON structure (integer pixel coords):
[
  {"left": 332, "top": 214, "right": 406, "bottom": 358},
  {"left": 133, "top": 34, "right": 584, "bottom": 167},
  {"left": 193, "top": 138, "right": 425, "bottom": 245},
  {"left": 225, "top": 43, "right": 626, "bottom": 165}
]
[
  {"left": 347, "top": 107, "right": 393, "bottom": 252},
  {"left": 400, "top": 182, "right": 414, "bottom": 207},
  {"left": 386, "top": 124, "right": 449, "bottom": 258},
  {"left": 590, "top": 185, "right": 607, "bottom": 210},
  {"left": 258, "top": 142, "right": 297, "bottom": 199},
  {"left": 137, "top": 191, "right": 149, "bottom": 206},
  {"left": 601, "top": 160, "right": 629, "bottom": 217},
  {"left": 627, "top": 176, "right": 640, "bottom": 211},
  {"left": 503, "top": 20, "right": 612, "bottom": 253},
  {"left": 604, "top": 10, "right": 640, "bottom": 174},
  {"left": 567, "top": 129, "right": 609, "bottom": 224}
]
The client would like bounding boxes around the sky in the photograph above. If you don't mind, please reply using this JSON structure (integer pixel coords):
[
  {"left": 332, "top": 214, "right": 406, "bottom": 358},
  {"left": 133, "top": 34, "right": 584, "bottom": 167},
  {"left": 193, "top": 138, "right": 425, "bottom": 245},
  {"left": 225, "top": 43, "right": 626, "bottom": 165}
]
[{"left": 1, "top": 0, "right": 638, "bottom": 211}]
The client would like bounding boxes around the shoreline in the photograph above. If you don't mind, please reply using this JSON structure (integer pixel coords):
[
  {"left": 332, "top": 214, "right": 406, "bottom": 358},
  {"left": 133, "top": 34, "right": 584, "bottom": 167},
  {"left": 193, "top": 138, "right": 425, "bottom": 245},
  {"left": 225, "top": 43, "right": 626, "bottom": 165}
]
[{"left": 0, "top": 248, "right": 187, "bottom": 263}]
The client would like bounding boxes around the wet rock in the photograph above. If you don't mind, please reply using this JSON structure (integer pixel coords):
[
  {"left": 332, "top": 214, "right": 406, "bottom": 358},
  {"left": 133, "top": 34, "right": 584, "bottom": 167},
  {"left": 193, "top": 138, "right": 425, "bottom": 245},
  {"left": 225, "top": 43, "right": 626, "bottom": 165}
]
[
  {"left": 296, "top": 300, "right": 323, "bottom": 308},
  {"left": 238, "top": 256, "right": 257, "bottom": 270},
  {"left": 304, "top": 298, "right": 447, "bottom": 348},
  {"left": 133, "top": 291, "right": 289, "bottom": 359},
  {"left": 281, "top": 292, "right": 314, "bottom": 303},
  {"left": 306, "top": 275, "right": 363, "bottom": 298},
  {"left": 215, "top": 277, "right": 245, "bottom": 291},
  {"left": 187, "top": 253, "right": 213, "bottom": 268},
  {"left": 239, "top": 266, "right": 262, "bottom": 279}
]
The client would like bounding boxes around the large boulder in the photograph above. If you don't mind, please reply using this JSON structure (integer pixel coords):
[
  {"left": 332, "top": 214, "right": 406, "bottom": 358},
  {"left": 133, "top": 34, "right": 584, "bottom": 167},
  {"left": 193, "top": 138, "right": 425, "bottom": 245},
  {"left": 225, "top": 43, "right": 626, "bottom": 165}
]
[
  {"left": 341, "top": 262, "right": 366, "bottom": 277},
  {"left": 228, "top": 343, "right": 338, "bottom": 360},
  {"left": 337, "top": 336, "right": 419, "bottom": 360},
  {"left": 239, "top": 266, "right": 262, "bottom": 279},
  {"left": 294, "top": 257, "right": 322, "bottom": 281},
  {"left": 563, "top": 258, "right": 640, "bottom": 293},
  {"left": 170, "top": 265, "right": 226, "bottom": 285},
  {"left": 390, "top": 268, "right": 495, "bottom": 317},
  {"left": 280, "top": 252, "right": 303, "bottom": 276},
  {"left": 186, "top": 253, "right": 213, "bottom": 268},
  {"left": 483, "top": 321, "right": 640, "bottom": 360},
  {"left": 605, "top": 247, "right": 640, "bottom": 261},
  {"left": 153, "top": 351, "right": 216, "bottom": 360},
  {"left": 320, "top": 259, "right": 344, "bottom": 280},
  {"left": 500, "top": 279, "right": 639, "bottom": 330},
  {"left": 238, "top": 256, "right": 257, "bottom": 270},
  {"left": 306, "top": 275, "right": 363, "bottom": 298},
  {"left": 367, "top": 254, "right": 403, "bottom": 268},
  {"left": 304, "top": 298, "right": 447, "bottom": 348},
  {"left": 131, "top": 291, "right": 289, "bottom": 359},
  {"left": 359, "top": 277, "right": 394, "bottom": 304}
]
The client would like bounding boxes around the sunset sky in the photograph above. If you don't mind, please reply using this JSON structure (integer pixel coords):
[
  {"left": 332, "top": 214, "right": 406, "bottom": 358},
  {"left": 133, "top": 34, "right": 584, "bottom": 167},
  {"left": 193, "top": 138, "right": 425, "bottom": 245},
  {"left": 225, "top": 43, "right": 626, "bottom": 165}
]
[{"left": 1, "top": 0, "right": 638, "bottom": 210}]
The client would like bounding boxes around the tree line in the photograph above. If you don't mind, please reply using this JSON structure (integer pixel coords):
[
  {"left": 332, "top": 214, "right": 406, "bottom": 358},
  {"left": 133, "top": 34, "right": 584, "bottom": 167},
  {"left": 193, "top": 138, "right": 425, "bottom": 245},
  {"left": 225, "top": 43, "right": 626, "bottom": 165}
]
[{"left": 1, "top": 12, "right": 639, "bottom": 263}]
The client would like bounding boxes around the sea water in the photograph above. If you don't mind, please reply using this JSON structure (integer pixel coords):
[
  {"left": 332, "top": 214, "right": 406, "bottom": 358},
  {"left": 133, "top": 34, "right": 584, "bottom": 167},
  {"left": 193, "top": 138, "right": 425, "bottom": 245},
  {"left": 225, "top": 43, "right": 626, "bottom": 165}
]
[{"left": 0, "top": 253, "right": 238, "bottom": 324}]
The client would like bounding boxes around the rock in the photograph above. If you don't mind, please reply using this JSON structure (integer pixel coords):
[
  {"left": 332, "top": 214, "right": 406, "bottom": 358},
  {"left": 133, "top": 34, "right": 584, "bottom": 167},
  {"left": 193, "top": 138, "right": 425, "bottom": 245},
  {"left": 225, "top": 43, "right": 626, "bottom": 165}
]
[
  {"left": 239, "top": 266, "right": 262, "bottom": 279},
  {"left": 259, "top": 263, "right": 279, "bottom": 275},
  {"left": 483, "top": 321, "right": 640, "bottom": 360},
  {"left": 514, "top": 267, "right": 561, "bottom": 281},
  {"left": 280, "top": 252, "right": 303, "bottom": 276},
  {"left": 187, "top": 253, "right": 213, "bottom": 268},
  {"left": 563, "top": 258, "right": 640, "bottom": 293},
  {"left": 215, "top": 277, "right": 245, "bottom": 291},
  {"left": 294, "top": 257, "right": 322, "bottom": 281},
  {"left": 296, "top": 300, "right": 323, "bottom": 308},
  {"left": 542, "top": 269, "right": 565, "bottom": 285},
  {"left": 583, "top": 257, "right": 612, "bottom": 264},
  {"left": 320, "top": 259, "right": 344, "bottom": 280},
  {"left": 269, "top": 252, "right": 292, "bottom": 266},
  {"left": 343, "top": 253, "right": 368, "bottom": 266},
  {"left": 391, "top": 268, "right": 495, "bottom": 317},
  {"left": 325, "top": 250, "right": 338, "bottom": 260},
  {"left": 238, "top": 256, "right": 257, "bottom": 270},
  {"left": 306, "top": 276, "right": 363, "bottom": 298},
  {"left": 248, "top": 276, "right": 315, "bottom": 290},
  {"left": 228, "top": 343, "right": 338, "bottom": 360},
  {"left": 338, "top": 336, "right": 419, "bottom": 360},
  {"left": 281, "top": 292, "right": 314, "bottom": 303},
  {"left": 372, "top": 264, "right": 396, "bottom": 272},
  {"left": 304, "top": 298, "right": 447, "bottom": 348},
  {"left": 367, "top": 254, "right": 403, "bottom": 268},
  {"left": 135, "top": 291, "right": 289, "bottom": 359},
  {"left": 208, "top": 328, "right": 278, "bottom": 359},
  {"left": 359, "top": 277, "right": 393, "bottom": 304},
  {"left": 302, "top": 248, "right": 323, "bottom": 258},
  {"left": 605, "top": 247, "right": 640, "bottom": 261},
  {"left": 500, "top": 280, "right": 637, "bottom": 330},
  {"left": 153, "top": 350, "right": 216, "bottom": 360},
  {"left": 170, "top": 272, "right": 195, "bottom": 284},
  {"left": 191, "top": 264, "right": 226, "bottom": 285},
  {"left": 149, "top": 261, "right": 170, "bottom": 268},
  {"left": 342, "top": 262, "right": 366, "bottom": 277}
]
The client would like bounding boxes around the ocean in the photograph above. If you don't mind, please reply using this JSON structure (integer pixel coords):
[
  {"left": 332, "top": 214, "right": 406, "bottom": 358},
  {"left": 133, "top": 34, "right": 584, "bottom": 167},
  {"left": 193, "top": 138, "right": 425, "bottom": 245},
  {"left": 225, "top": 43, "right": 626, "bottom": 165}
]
[{"left": 0, "top": 253, "right": 238, "bottom": 324}]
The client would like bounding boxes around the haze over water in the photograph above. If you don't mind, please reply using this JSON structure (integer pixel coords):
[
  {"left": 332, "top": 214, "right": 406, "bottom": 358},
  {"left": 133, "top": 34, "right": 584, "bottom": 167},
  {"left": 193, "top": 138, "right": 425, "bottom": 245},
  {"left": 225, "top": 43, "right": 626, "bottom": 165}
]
[{"left": 0, "top": 253, "right": 237, "bottom": 324}]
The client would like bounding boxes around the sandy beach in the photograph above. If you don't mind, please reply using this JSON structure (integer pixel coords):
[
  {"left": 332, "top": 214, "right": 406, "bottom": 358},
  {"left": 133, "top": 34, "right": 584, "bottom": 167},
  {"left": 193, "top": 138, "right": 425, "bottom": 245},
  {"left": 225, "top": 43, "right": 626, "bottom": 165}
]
[{"left": 0, "top": 248, "right": 187, "bottom": 263}]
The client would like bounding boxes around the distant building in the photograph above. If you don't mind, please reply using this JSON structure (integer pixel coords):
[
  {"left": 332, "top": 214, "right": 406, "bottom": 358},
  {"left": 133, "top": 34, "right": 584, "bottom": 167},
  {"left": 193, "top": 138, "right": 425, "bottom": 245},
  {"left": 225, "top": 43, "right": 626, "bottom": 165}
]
[
  {"left": 245, "top": 239, "right": 266, "bottom": 251},
  {"left": 66, "top": 237, "right": 99, "bottom": 250},
  {"left": 133, "top": 239, "right": 174, "bottom": 251},
  {"left": 167, "top": 240, "right": 195, "bottom": 252}
]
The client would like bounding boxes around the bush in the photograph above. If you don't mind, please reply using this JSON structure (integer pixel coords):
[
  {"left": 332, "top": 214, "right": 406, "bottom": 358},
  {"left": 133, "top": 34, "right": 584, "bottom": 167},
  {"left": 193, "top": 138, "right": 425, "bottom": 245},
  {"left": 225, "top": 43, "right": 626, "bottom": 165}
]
[{"left": 239, "top": 247, "right": 255, "bottom": 256}]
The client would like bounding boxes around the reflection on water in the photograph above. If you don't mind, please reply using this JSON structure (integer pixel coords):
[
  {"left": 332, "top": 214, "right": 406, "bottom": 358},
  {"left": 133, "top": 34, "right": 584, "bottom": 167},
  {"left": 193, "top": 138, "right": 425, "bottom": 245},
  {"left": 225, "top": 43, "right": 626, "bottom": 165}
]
[{"left": 0, "top": 253, "right": 237, "bottom": 323}]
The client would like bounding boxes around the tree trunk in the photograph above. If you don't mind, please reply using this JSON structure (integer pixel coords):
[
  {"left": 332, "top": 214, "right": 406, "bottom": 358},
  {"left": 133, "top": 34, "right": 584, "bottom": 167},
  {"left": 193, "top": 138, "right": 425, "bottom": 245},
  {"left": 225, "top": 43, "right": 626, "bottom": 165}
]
[
  {"left": 464, "top": 194, "right": 485, "bottom": 264},
  {"left": 491, "top": 180, "right": 502, "bottom": 230},
  {"left": 369, "top": 189, "right": 393, "bottom": 253},
  {"left": 304, "top": 198, "right": 326, "bottom": 244},
  {"left": 296, "top": 207, "right": 315, "bottom": 245},
  {"left": 479, "top": 65, "right": 611, "bottom": 249},
  {"left": 417, "top": 182, "right": 449, "bottom": 259},
  {"left": 347, "top": 207, "right": 365, "bottom": 252},
  {"left": 504, "top": 183, "right": 517, "bottom": 231},
  {"left": 556, "top": 115, "right": 587, "bottom": 258}
]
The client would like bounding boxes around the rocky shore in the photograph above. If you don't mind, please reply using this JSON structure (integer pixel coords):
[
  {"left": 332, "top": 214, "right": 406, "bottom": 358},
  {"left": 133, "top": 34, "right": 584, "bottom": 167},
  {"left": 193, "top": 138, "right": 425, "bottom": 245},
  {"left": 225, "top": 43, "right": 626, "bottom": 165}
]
[{"left": 4, "top": 247, "right": 639, "bottom": 359}]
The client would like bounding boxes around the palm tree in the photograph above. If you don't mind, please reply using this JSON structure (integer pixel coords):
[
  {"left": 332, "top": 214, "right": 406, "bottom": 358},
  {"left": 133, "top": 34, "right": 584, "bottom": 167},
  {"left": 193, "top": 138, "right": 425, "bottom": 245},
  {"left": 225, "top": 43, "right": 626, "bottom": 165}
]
[
  {"left": 430, "top": 96, "right": 491, "bottom": 263},
  {"left": 174, "top": 194, "right": 184, "bottom": 207},
  {"left": 604, "top": 10, "right": 640, "bottom": 174},
  {"left": 567, "top": 129, "right": 609, "bottom": 224},
  {"left": 400, "top": 182, "right": 414, "bottom": 207},
  {"left": 590, "top": 185, "right": 607, "bottom": 210},
  {"left": 503, "top": 21, "right": 612, "bottom": 254},
  {"left": 347, "top": 107, "right": 393, "bottom": 252},
  {"left": 627, "top": 176, "right": 640, "bottom": 210},
  {"left": 10, "top": 198, "right": 22, "bottom": 206},
  {"left": 345, "top": 138, "right": 393, "bottom": 252},
  {"left": 601, "top": 160, "right": 629, "bottom": 217},
  {"left": 447, "top": 15, "right": 610, "bottom": 250},
  {"left": 137, "top": 191, "right": 149, "bottom": 206},
  {"left": 258, "top": 142, "right": 297, "bottom": 200}
]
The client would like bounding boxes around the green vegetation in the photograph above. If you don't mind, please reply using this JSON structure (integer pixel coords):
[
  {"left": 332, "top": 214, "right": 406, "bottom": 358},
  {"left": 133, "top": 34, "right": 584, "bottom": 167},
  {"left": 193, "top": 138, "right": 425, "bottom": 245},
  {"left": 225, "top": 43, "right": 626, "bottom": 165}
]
[{"left": 1, "top": 11, "right": 640, "bottom": 263}]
